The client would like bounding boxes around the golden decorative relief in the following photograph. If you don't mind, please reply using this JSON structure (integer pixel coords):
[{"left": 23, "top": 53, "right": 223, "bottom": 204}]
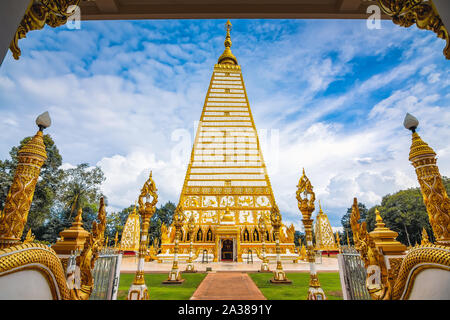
[
  {"left": 378, "top": 0, "right": 449, "bottom": 59},
  {"left": 0, "top": 243, "right": 70, "bottom": 299},
  {"left": 10, "top": 0, "right": 82, "bottom": 60},
  {"left": 392, "top": 244, "right": 450, "bottom": 300}
]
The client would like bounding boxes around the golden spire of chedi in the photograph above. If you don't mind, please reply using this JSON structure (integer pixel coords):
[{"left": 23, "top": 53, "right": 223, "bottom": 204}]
[{"left": 218, "top": 20, "right": 238, "bottom": 65}]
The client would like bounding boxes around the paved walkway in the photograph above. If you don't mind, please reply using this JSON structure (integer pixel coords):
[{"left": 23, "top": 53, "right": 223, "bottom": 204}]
[
  {"left": 190, "top": 272, "right": 266, "bottom": 300},
  {"left": 120, "top": 257, "right": 339, "bottom": 273}
]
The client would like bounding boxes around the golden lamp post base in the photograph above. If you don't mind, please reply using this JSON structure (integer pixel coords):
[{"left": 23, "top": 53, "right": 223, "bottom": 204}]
[
  {"left": 270, "top": 270, "right": 292, "bottom": 284},
  {"left": 162, "top": 270, "right": 185, "bottom": 284},
  {"left": 259, "top": 262, "right": 271, "bottom": 273},
  {"left": 184, "top": 263, "right": 197, "bottom": 273},
  {"left": 307, "top": 287, "right": 326, "bottom": 300},
  {"left": 127, "top": 284, "right": 149, "bottom": 300}
]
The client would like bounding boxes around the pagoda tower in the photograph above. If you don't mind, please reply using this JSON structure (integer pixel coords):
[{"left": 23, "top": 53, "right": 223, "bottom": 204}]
[
  {"left": 120, "top": 205, "right": 140, "bottom": 253},
  {"left": 314, "top": 202, "right": 338, "bottom": 254},
  {"left": 159, "top": 21, "right": 296, "bottom": 263}
]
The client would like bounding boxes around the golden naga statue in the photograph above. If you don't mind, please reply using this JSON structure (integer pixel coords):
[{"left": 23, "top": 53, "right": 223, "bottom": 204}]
[
  {"left": 350, "top": 204, "right": 391, "bottom": 300},
  {"left": 286, "top": 224, "right": 295, "bottom": 242},
  {"left": 0, "top": 113, "right": 106, "bottom": 300},
  {"left": 71, "top": 199, "right": 106, "bottom": 300},
  {"left": 10, "top": 0, "right": 82, "bottom": 60},
  {"left": 351, "top": 194, "right": 450, "bottom": 300}
]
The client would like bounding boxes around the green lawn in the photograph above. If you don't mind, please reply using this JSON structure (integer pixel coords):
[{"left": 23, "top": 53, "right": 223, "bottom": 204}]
[
  {"left": 117, "top": 273, "right": 207, "bottom": 300},
  {"left": 249, "top": 272, "right": 343, "bottom": 300},
  {"left": 118, "top": 272, "right": 342, "bottom": 300}
]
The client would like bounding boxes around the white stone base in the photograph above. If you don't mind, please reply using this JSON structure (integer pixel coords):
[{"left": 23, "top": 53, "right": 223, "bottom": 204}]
[
  {"left": 127, "top": 284, "right": 148, "bottom": 300},
  {"left": 308, "top": 287, "right": 326, "bottom": 300}
]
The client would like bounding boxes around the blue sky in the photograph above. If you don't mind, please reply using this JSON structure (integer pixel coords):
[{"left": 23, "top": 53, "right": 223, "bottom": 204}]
[{"left": 0, "top": 19, "right": 449, "bottom": 231}]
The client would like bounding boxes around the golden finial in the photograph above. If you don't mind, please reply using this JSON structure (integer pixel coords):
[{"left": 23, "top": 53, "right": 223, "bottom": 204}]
[
  {"left": 318, "top": 200, "right": 323, "bottom": 214},
  {"left": 296, "top": 168, "right": 315, "bottom": 217},
  {"left": 218, "top": 20, "right": 238, "bottom": 65},
  {"left": 404, "top": 113, "right": 436, "bottom": 161},
  {"left": 74, "top": 208, "right": 83, "bottom": 224},
  {"left": 375, "top": 208, "right": 385, "bottom": 228},
  {"left": 132, "top": 201, "right": 137, "bottom": 215}
]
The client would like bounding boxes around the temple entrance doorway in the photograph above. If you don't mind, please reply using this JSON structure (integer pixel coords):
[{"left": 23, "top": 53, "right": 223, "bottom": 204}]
[{"left": 221, "top": 239, "right": 234, "bottom": 261}]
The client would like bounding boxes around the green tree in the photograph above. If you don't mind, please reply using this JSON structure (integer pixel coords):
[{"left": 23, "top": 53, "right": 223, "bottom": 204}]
[
  {"left": 34, "top": 209, "right": 71, "bottom": 243},
  {"left": 58, "top": 163, "right": 105, "bottom": 220},
  {"left": 340, "top": 202, "right": 368, "bottom": 245},
  {"left": 33, "top": 165, "right": 106, "bottom": 243},
  {"left": 342, "top": 177, "right": 450, "bottom": 247},
  {"left": 0, "top": 134, "right": 64, "bottom": 233}
]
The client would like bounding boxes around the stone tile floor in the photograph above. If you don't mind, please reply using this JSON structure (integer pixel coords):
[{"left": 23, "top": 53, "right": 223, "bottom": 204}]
[{"left": 120, "top": 256, "right": 339, "bottom": 273}]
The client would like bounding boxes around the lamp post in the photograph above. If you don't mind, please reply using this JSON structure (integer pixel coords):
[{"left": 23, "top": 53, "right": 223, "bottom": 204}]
[
  {"left": 127, "top": 171, "right": 158, "bottom": 300},
  {"left": 0, "top": 112, "right": 50, "bottom": 249},
  {"left": 296, "top": 168, "right": 326, "bottom": 300},
  {"left": 269, "top": 203, "right": 292, "bottom": 284},
  {"left": 258, "top": 215, "right": 270, "bottom": 272},
  {"left": 185, "top": 215, "right": 196, "bottom": 273},
  {"left": 404, "top": 113, "right": 450, "bottom": 246},
  {"left": 163, "top": 204, "right": 185, "bottom": 283}
]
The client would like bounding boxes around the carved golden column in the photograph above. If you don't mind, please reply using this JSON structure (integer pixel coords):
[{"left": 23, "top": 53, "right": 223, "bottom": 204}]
[
  {"left": 378, "top": 0, "right": 449, "bottom": 59},
  {"left": 127, "top": 171, "right": 158, "bottom": 300},
  {"left": 296, "top": 169, "right": 326, "bottom": 300},
  {"left": 269, "top": 203, "right": 291, "bottom": 284},
  {"left": 404, "top": 113, "right": 450, "bottom": 246},
  {"left": 258, "top": 215, "right": 271, "bottom": 272},
  {"left": 0, "top": 112, "right": 50, "bottom": 249},
  {"left": 163, "top": 204, "right": 185, "bottom": 284},
  {"left": 184, "top": 215, "right": 196, "bottom": 273}
]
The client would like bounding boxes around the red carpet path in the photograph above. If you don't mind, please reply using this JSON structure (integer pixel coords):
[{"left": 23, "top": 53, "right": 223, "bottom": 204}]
[{"left": 190, "top": 272, "right": 266, "bottom": 300}]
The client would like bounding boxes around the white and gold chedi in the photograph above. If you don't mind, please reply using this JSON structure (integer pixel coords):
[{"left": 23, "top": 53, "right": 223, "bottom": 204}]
[
  {"left": 120, "top": 204, "right": 140, "bottom": 252},
  {"left": 158, "top": 20, "right": 296, "bottom": 264},
  {"left": 314, "top": 201, "right": 339, "bottom": 252}
]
